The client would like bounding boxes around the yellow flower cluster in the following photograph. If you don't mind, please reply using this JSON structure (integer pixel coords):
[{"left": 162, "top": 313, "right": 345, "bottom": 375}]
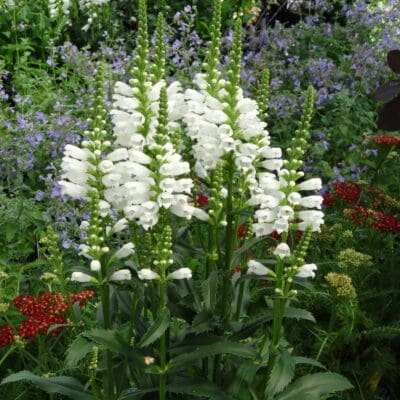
[
  {"left": 337, "top": 248, "right": 372, "bottom": 269},
  {"left": 325, "top": 272, "right": 356, "bottom": 299}
]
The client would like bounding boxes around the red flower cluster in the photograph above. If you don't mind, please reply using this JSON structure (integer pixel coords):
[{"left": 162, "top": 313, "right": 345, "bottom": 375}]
[
  {"left": 196, "top": 193, "right": 209, "bottom": 206},
  {"left": 373, "top": 135, "right": 400, "bottom": 146},
  {"left": 237, "top": 224, "right": 247, "bottom": 239},
  {"left": 0, "top": 326, "right": 14, "bottom": 347},
  {"left": 323, "top": 182, "right": 361, "bottom": 206},
  {"left": 345, "top": 206, "right": 400, "bottom": 233},
  {"left": 0, "top": 290, "right": 95, "bottom": 346}
]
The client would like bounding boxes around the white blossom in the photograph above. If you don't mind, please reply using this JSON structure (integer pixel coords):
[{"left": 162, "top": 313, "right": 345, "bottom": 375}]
[
  {"left": 247, "top": 260, "right": 270, "bottom": 276},
  {"left": 110, "top": 269, "right": 132, "bottom": 281},
  {"left": 71, "top": 272, "right": 93, "bottom": 283},
  {"left": 170, "top": 268, "right": 192, "bottom": 280},
  {"left": 138, "top": 269, "right": 160, "bottom": 280},
  {"left": 296, "top": 263, "right": 317, "bottom": 278}
]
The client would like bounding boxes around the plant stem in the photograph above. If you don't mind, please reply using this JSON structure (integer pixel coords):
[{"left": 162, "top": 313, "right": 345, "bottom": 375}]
[
  {"left": 222, "top": 154, "right": 235, "bottom": 319},
  {"left": 100, "top": 284, "right": 115, "bottom": 400},
  {"left": 159, "top": 279, "right": 167, "bottom": 400}
]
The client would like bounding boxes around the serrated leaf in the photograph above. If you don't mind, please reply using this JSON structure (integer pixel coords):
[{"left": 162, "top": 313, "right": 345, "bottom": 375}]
[
  {"left": 83, "top": 328, "right": 129, "bottom": 354},
  {"left": 139, "top": 309, "right": 170, "bottom": 348},
  {"left": 284, "top": 307, "right": 315, "bottom": 323},
  {"left": 169, "top": 340, "right": 257, "bottom": 372},
  {"left": 1, "top": 371, "right": 95, "bottom": 400},
  {"left": 167, "top": 378, "right": 233, "bottom": 399},
  {"left": 66, "top": 336, "right": 94, "bottom": 368},
  {"left": 119, "top": 378, "right": 232, "bottom": 400},
  {"left": 265, "top": 350, "right": 296, "bottom": 396},
  {"left": 202, "top": 270, "right": 218, "bottom": 311},
  {"left": 191, "top": 310, "right": 219, "bottom": 334},
  {"left": 274, "top": 372, "right": 353, "bottom": 400},
  {"left": 294, "top": 357, "right": 326, "bottom": 370}
]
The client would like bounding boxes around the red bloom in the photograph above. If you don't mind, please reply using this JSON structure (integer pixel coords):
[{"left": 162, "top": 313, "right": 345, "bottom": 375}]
[
  {"left": 322, "top": 192, "right": 337, "bottom": 207},
  {"left": 196, "top": 193, "right": 209, "bottom": 206},
  {"left": 70, "top": 290, "right": 96, "bottom": 306},
  {"left": 345, "top": 206, "right": 400, "bottom": 233},
  {"left": 0, "top": 326, "right": 14, "bottom": 347},
  {"left": 237, "top": 224, "right": 247, "bottom": 239},
  {"left": 373, "top": 135, "right": 400, "bottom": 146},
  {"left": 233, "top": 266, "right": 241, "bottom": 273},
  {"left": 19, "top": 313, "right": 67, "bottom": 340},
  {"left": 332, "top": 182, "right": 361, "bottom": 203}
]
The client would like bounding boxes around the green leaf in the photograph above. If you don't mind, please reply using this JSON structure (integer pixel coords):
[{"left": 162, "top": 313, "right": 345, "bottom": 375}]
[
  {"left": 275, "top": 372, "right": 353, "bottom": 400},
  {"left": 83, "top": 328, "right": 129, "bottom": 354},
  {"left": 167, "top": 378, "right": 233, "bottom": 399},
  {"left": 169, "top": 341, "right": 257, "bottom": 372},
  {"left": 294, "top": 357, "right": 326, "bottom": 370},
  {"left": 284, "top": 307, "right": 316, "bottom": 323},
  {"left": 119, "top": 378, "right": 233, "bottom": 400},
  {"left": 1, "top": 371, "right": 95, "bottom": 400},
  {"left": 265, "top": 350, "right": 296, "bottom": 396},
  {"left": 139, "top": 309, "right": 170, "bottom": 348},
  {"left": 66, "top": 336, "right": 94, "bottom": 368},
  {"left": 232, "top": 237, "right": 267, "bottom": 266},
  {"left": 202, "top": 270, "right": 218, "bottom": 311}
]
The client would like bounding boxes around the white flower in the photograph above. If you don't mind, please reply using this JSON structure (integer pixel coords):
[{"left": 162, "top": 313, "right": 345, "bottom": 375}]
[
  {"left": 99, "top": 160, "right": 114, "bottom": 173},
  {"left": 299, "top": 195, "right": 323, "bottom": 209},
  {"left": 138, "top": 268, "right": 160, "bottom": 280},
  {"left": 296, "top": 263, "right": 317, "bottom": 278},
  {"left": 71, "top": 272, "right": 93, "bottom": 282},
  {"left": 99, "top": 200, "right": 111, "bottom": 217},
  {"left": 59, "top": 181, "right": 87, "bottom": 199},
  {"left": 298, "top": 210, "right": 324, "bottom": 222},
  {"left": 64, "top": 144, "right": 90, "bottom": 161},
  {"left": 247, "top": 260, "right": 270, "bottom": 276},
  {"left": 274, "top": 218, "right": 289, "bottom": 234},
  {"left": 90, "top": 260, "right": 101, "bottom": 272},
  {"left": 115, "top": 242, "right": 135, "bottom": 259},
  {"left": 298, "top": 178, "right": 322, "bottom": 191},
  {"left": 274, "top": 243, "right": 291, "bottom": 259},
  {"left": 107, "top": 148, "right": 129, "bottom": 162},
  {"left": 80, "top": 221, "right": 90, "bottom": 230},
  {"left": 112, "top": 218, "right": 128, "bottom": 233},
  {"left": 278, "top": 206, "right": 294, "bottom": 220},
  {"left": 110, "top": 269, "right": 132, "bottom": 281},
  {"left": 170, "top": 268, "right": 192, "bottom": 280},
  {"left": 114, "top": 81, "right": 135, "bottom": 97},
  {"left": 288, "top": 192, "right": 301, "bottom": 205}
]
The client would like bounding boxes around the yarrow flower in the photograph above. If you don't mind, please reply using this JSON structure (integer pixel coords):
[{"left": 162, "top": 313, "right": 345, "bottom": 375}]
[
  {"left": 373, "top": 134, "right": 400, "bottom": 146},
  {"left": 344, "top": 206, "right": 400, "bottom": 233},
  {"left": 0, "top": 291, "right": 95, "bottom": 346}
]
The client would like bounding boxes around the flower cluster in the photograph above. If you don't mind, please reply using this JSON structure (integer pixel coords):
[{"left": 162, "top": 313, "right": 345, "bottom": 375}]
[
  {"left": 323, "top": 182, "right": 362, "bottom": 206},
  {"left": 373, "top": 135, "right": 400, "bottom": 147},
  {"left": 337, "top": 248, "right": 372, "bottom": 270},
  {"left": 0, "top": 290, "right": 95, "bottom": 346},
  {"left": 344, "top": 206, "right": 400, "bottom": 234},
  {"left": 325, "top": 272, "right": 357, "bottom": 299}
]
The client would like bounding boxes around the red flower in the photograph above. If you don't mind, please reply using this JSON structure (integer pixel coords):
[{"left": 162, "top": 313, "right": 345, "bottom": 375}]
[
  {"left": 332, "top": 182, "right": 361, "bottom": 203},
  {"left": 233, "top": 266, "right": 241, "bottom": 273},
  {"left": 70, "top": 290, "right": 96, "bottom": 306},
  {"left": 322, "top": 192, "right": 337, "bottom": 207},
  {"left": 237, "top": 224, "right": 246, "bottom": 239},
  {"left": 373, "top": 135, "right": 400, "bottom": 146},
  {"left": 345, "top": 206, "right": 400, "bottom": 233},
  {"left": 196, "top": 193, "right": 209, "bottom": 206},
  {"left": 0, "top": 326, "right": 14, "bottom": 347}
]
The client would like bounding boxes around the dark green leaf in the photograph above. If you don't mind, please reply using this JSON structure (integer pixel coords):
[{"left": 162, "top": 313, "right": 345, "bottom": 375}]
[
  {"left": 1, "top": 371, "right": 95, "bottom": 400},
  {"left": 169, "top": 341, "right": 257, "bottom": 372},
  {"left": 139, "top": 309, "right": 170, "bottom": 348},
  {"left": 275, "top": 372, "right": 353, "bottom": 400},
  {"left": 66, "top": 336, "right": 94, "bottom": 368},
  {"left": 284, "top": 307, "right": 316, "bottom": 323},
  {"left": 265, "top": 350, "right": 295, "bottom": 396}
]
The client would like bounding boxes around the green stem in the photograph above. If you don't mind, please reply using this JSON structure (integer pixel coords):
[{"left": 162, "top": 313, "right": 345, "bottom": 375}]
[
  {"left": 0, "top": 346, "right": 14, "bottom": 368},
  {"left": 221, "top": 154, "right": 235, "bottom": 318},
  {"left": 100, "top": 284, "right": 115, "bottom": 400},
  {"left": 159, "top": 280, "right": 168, "bottom": 400},
  {"left": 235, "top": 280, "right": 245, "bottom": 321}
]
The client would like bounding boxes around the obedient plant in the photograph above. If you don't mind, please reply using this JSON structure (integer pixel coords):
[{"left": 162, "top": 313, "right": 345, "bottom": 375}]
[{"left": 1, "top": 1, "right": 353, "bottom": 399}]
